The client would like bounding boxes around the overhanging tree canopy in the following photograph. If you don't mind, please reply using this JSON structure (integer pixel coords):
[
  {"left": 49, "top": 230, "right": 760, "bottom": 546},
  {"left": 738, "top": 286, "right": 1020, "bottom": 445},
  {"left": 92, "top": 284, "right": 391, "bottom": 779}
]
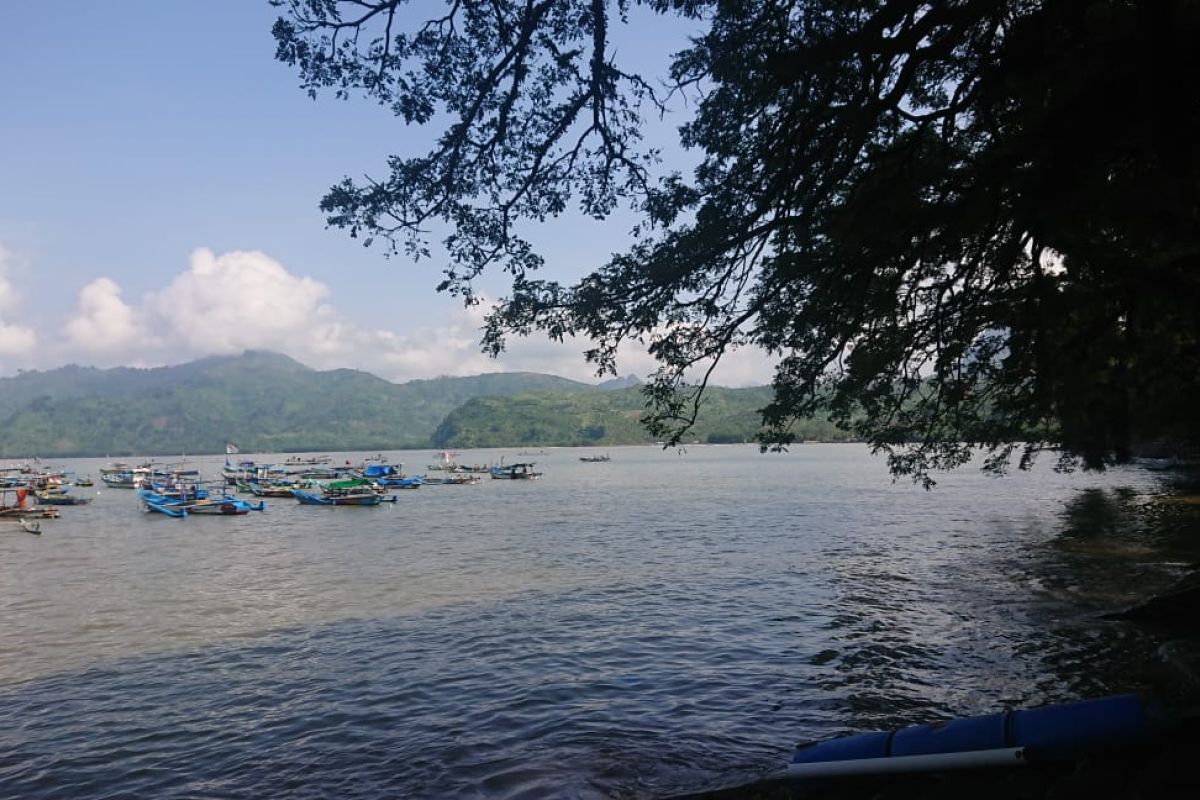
[{"left": 273, "top": 0, "right": 1200, "bottom": 484}]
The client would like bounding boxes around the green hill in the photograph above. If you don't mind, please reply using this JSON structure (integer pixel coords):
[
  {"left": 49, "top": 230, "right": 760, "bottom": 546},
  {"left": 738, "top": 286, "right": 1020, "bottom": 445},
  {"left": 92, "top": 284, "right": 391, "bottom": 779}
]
[
  {"left": 431, "top": 385, "right": 852, "bottom": 448},
  {"left": 0, "top": 352, "right": 597, "bottom": 457},
  {"left": 0, "top": 352, "right": 851, "bottom": 456}
]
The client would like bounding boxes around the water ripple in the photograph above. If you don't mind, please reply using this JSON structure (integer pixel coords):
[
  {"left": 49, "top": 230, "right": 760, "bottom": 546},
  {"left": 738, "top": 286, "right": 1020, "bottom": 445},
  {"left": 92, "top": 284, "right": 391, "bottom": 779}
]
[{"left": 2, "top": 445, "right": 1196, "bottom": 797}]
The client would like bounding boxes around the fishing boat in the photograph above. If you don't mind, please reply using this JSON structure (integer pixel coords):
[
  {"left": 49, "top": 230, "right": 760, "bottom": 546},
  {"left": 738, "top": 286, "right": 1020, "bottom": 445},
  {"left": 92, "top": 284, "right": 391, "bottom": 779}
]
[
  {"left": 291, "top": 478, "right": 395, "bottom": 505},
  {"left": 427, "top": 450, "right": 491, "bottom": 473},
  {"left": 579, "top": 454, "right": 611, "bottom": 462},
  {"left": 73, "top": 476, "right": 94, "bottom": 487},
  {"left": 490, "top": 462, "right": 542, "bottom": 480},
  {"left": 248, "top": 481, "right": 297, "bottom": 498},
  {"left": 422, "top": 472, "right": 482, "bottom": 485},
  {"left": 222, "top": 459, "right": 258, "bottom": 485},
  {"left": 362, "top": 464, "right": 423, "bottom": 488},
  {"left": 100, "top": 461, "right": 156, "bottom": 488},
  {"left": 138, "top": 487, "right": 264, "bottom": 516},
  {"left": 0, "top": 487, "right": 61, "bottom": 519},
  {"left": 292, "top": 488, "right": 385, "bottom": 506},
  {"left": 34, "top": 487, "right": 92, "bottom": 505},
  {"left": 283, "top": 454, "right": 332, "bottom": 466}
]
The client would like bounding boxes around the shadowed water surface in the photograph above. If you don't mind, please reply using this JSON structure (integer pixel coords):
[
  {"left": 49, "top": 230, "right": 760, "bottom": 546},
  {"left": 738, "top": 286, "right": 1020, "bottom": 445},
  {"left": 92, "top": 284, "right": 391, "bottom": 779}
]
[{"left": 1, "top": 445, "right": 1196, "bottom": 797}]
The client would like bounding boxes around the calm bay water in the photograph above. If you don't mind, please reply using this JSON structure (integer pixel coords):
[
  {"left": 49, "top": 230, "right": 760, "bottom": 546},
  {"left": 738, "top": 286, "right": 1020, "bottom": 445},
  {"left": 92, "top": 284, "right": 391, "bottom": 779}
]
[{"left": 2, "top": 444, "right": 1197, "bottom": 798}]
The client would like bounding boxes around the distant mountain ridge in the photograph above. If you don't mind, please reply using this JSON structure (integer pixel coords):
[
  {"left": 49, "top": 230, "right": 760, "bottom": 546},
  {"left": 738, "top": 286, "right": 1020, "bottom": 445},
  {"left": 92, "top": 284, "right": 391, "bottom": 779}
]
[
  {"left": 0, "top": 351, "right": 608, "bottom": 457},
  {"left": 0, "top": 351, "right": 850, "bottom": 457}
]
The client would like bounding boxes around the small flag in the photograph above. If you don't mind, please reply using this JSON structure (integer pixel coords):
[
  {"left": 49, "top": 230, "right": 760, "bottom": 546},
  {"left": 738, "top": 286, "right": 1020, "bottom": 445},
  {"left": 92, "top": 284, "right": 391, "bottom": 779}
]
[{"left": 225, "top": 443, "right": 240, "bottom": 455}]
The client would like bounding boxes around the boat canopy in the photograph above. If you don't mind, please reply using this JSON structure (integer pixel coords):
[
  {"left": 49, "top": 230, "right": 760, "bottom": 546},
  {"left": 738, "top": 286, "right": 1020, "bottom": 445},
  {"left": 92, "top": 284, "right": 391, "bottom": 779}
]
[{"left": 324, "top": 477, "right": 373, "bottom": 491}]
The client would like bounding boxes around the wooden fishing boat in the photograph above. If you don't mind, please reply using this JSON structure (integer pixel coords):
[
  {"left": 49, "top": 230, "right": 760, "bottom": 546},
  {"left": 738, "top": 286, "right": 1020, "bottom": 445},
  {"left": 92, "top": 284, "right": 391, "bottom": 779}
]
[
  {"left": 292, "top": 488, "right": 388, "bottom": 506},
  {"left": 1, "top": 487, "right": 61, "bottom": 518},
  {"left": 138, "top": 488, "right": 264, "bottom": 516},
  {"left": 422, "top": 472, "right": 482, "bottom": 485},
  {"left": 291, "top": 477, "right": 395, "bottom": 505},
  {"left": 490, "top": 462, "right": 542, "bottom": 480},
  {"left": 100, "top": 461, "right": 156, "bottom": 488},
  {"left": 427, "top": 450, "right": 491, "bottom": 473},
  {"left": 361, "top": 464, "right": 422, "bottom": 488},
  {"left": 34, "top": 487, "right": 92, "bottom": 505},
  {"left": 249, "top": 481, "right": 297, "bottom": 498},
  {"left": 283, "top": 454, "right": 332, "bottom": 466}
]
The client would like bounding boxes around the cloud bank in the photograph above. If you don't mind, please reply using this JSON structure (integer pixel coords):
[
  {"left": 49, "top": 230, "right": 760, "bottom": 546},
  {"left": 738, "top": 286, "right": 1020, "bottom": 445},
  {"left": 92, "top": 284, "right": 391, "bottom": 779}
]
[
  {"left": 3, "top": 243, "right": 775, "bottom": 386},
  {"left": 0, "top": 242, "right": 38, "bottom": 362}
]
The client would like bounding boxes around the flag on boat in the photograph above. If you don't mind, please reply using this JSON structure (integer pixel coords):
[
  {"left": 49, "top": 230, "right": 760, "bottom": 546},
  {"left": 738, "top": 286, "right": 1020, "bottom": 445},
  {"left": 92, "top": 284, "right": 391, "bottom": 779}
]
[{"left": 225, "top": 443, "right": 240, "bottom": 455}]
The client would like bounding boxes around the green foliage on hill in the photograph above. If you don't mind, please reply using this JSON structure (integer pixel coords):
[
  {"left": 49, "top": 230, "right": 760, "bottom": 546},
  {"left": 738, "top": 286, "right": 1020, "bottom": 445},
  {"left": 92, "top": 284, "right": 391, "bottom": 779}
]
[
  {"left": 432, "top": 386, "right": 853, "bottom": 449},
  {"left": 0, "top": 352, "right": 599, "bottom": 457},
  {"left": 0, "top": 351, "right": 849, "bottom": 456}
]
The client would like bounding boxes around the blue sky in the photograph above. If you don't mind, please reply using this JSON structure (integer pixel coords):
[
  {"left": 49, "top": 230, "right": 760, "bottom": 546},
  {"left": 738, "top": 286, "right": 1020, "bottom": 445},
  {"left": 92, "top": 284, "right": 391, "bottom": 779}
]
[{"left": 0, "top": 1, "right": 770, "bottom": 385}]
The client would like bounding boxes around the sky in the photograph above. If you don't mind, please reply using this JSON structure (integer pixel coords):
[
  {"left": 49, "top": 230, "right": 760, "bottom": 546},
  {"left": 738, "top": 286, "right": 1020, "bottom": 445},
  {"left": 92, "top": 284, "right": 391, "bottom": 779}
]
[{"left": 0, "top": 1, "right": 774, "bottom": 386}]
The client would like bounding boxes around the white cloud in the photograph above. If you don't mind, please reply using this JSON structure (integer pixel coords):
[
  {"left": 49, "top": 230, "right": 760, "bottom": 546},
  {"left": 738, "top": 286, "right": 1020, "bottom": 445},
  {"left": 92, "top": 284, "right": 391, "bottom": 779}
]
[
  {"left": 0, "top": 240, "right": 38, "bottom": 357},
  {"left": 42, "top": 245, "right": 777, "bottom": 386},
  {"left": 144, "top": 248, "right": 332, "bottom": 355},
  {"left": 62, "top": 277, "right": 140, "bottom": 355}
]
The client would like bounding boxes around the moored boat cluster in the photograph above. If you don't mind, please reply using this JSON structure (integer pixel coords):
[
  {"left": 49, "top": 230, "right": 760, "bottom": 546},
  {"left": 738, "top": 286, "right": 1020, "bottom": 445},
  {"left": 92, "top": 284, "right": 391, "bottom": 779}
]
[
  {"left": 3, "top": 449, "right": 550, "bottom": 529},
  {"left": 1, "top": 462, "right": 96, "bottom": 534}
]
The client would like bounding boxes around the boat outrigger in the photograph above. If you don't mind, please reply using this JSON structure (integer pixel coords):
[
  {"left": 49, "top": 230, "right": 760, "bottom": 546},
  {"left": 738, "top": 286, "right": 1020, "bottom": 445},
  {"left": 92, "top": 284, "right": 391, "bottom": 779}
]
[{"left": 138, "top": 487, "right": 265, "bottom": 517}]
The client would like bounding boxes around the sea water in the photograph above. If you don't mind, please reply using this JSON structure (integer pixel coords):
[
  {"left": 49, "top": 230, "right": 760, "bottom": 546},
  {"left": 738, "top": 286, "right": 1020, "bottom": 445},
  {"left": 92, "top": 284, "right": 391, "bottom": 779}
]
[{"left": 1, "top": 444, "right": 1195, "bottom": 798}]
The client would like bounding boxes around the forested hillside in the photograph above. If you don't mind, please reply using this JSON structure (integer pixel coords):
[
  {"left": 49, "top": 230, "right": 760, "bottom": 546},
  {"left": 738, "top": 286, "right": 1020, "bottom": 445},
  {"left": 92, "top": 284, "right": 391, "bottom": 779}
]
[
  {"left": 431, "top": 386, "right": 852, "bottom": 448},
  {"left": 0, "top": 352, "right": 598, "bottom": 456}
]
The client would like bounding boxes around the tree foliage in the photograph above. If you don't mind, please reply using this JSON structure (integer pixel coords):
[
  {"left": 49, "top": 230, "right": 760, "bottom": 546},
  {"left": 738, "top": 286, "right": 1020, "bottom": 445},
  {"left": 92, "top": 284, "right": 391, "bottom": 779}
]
[{"left": 273, "top": 0, "right": 1200, "bottom": 484}]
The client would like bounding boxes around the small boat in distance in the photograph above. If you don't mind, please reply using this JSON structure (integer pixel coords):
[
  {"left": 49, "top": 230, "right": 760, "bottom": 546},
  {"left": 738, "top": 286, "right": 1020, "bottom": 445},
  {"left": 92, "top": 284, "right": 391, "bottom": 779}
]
[
  {"left": 579, "top": 454, "right": 611, "bottom": 462},
  {"left": 427, "top": 450, "right": 491, "bottom": 473},
  {"left": 283, "top": 454, "right": 332, "bottom": 466}
]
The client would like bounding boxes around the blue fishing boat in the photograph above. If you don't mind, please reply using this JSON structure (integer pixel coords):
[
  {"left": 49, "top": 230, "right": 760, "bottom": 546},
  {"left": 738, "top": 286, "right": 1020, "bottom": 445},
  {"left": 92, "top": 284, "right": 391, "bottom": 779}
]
[
  {"left": 292, "top": 488, "right": 384, "bottom": 506},
  {"left": 291, "top": 478, "right": 394, "bottom": 506},
  {"left": 361, "top": 464, "right": 423, "bottom": 488},
  {"left": 138, "top": 488, "right": 264, "bottom": 516}
]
